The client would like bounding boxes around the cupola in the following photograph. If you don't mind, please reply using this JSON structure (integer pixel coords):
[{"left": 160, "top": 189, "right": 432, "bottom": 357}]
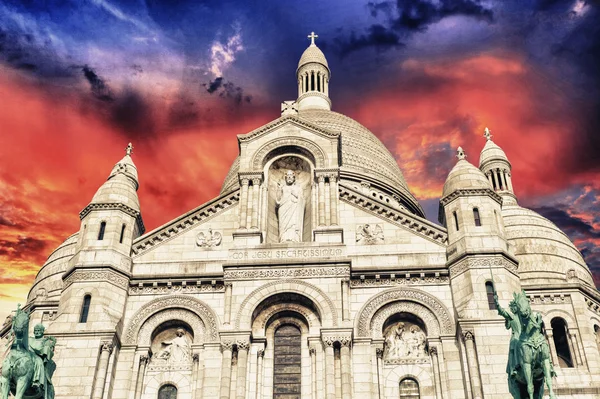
[{"left": 296, "top": 32, "right": 331, "bottom": 111}]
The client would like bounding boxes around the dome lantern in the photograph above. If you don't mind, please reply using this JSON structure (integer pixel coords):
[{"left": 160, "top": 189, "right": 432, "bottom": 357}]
[
  {"left": 296, "top": 32, "right": 331, "bottom": 111},
  {"left": 479, "top": 127, "right": 514, "bottom": 199}
]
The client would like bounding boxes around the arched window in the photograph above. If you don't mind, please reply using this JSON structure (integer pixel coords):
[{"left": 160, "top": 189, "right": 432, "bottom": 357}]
[
  {"left": 453, "top": 211, "right": 459, "bottom": 231},
  {"left": 551, "top": 318, "right": 573, "bottom": 367},
  {"left": 399, "top": 377, "right": 420, "bottom": 398},
  {"left": 98, "top": 221, "right": 106, "bottom": 240},
  {"left": 310, "top": 72, "right": 315, "bottom": 91},
  {"left": 485, "top": 282, "right": 496, "bottom": 310},
  {"left": 594, "top": 325, "right": 600, "bottom": 354},
  {"left": 273, "top": 324, "right": 301, "bottom": 398},
  {"left": 79, "top": 295, "right": 91, "bottom": 323},
  {"left": 158, "top": 384, "right": 177, "bottom": 399},
  {"left": 473, "top": 208, "right": 481, "bottom": 226},
  {"left": 119, "top": 224, "right": 126, "bottom": 244},
  {"left": 317, "top": 72, "right": 321, "bottom": 91}
]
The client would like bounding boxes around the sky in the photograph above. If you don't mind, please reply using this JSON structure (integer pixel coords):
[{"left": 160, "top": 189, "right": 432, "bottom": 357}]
[{"left": 0, "top": 0, "right": 599, "bottom": 322}]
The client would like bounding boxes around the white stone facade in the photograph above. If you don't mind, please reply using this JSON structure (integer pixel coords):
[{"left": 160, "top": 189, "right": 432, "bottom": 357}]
[{"left": 2, "top": 38, "right": 600, "bottom": 399}]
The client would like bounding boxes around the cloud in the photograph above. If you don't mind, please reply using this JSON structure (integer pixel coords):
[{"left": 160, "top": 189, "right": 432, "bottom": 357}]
[
  {"left": 0, "top": 236, "right": 48, "bottom": 264},
  {"left": 204, "top": 77, "right": 252, "bottom": 105},
  {"left": 333, "top": 25, "right": 405, "bottom": 58},
  {"left": 90, "top": 0, "right": 153, "bottom": 33},
  {"left": 81, "top": 65, "right": 114, "bottom": 102},
  {"left": 209, "top": 26, "right": 244, "bottom": 77}
]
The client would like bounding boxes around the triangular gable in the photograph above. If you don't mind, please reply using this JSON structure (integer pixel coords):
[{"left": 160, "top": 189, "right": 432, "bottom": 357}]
[
  {"left": 237, "top": 114, "right": 340, "bottom": 144},
  {"left": 131, "top": 189, "right": 239, "bottom": 256},
  {"left": 339, "top": 183, "right": 447, "bottom": 246}
]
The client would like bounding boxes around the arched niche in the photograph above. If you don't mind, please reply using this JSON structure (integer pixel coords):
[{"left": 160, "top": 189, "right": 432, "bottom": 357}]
[
  {"left": 251, "top": 292, "right": 321, "bottom": 337},
  {"left": 265, "top": 154, "right": 313, "bottom": 243},
  {"left": 251, "top": 139, "right": 324, "bottom": 170},
  {"left": 149, "top": 321, "right": 194, "bottom": 364},
  {"left": 382, "top": 313, "right": 428, "bottom": 361},
  {"left": 138, "top": 309, "right": 204, "bottom": 347}
]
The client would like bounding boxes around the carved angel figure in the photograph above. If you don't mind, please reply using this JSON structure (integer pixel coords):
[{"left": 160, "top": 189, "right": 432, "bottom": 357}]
[
  {"left": 155, "top": 329, "right": 191, "bottom": 364},
  {"left": 356, "top": 224, "right": 384, "bottom": 245},
  {"left": 196, "top": 228, "right": 222, "bottom": 247}
]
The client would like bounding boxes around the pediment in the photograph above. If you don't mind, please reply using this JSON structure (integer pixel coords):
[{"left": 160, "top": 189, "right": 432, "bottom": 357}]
[{"left": 237, "top": 115, "right": 340, "bottom": 144}]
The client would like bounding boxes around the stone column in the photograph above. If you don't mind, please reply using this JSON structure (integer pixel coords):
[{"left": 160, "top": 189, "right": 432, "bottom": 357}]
[
  {"left": 500, "top": 170, "right": 508, "bottom": 191},
  {"left": 261, "top": 184, "right": 269, "bottom": 234},
  {"left": 330, "top": 176, "right": 339, "bottom": 226},
  {"left": 340, "top": 338, "right": 352, "bottom": 399},
  {"left": 239, "top": 178, "right": 250, "bottom": 229},
  {"left": 236, "top": 340, "right": 250, "bottom": 399},
  {"left": 341, "top": 280, "right": 350, "bottom": 321},
  {"left": 256, "top": 349, "right": 265, "bottom": 399},
  {"left": 486, "top": 172, "right": 493, "bottom": 186},
  {"left": 220, "top": 341, "right": 234, "bottom": 399},
  {"left": 193, "top": 350, "right": 205, "bottom": 399},
  {"left": 490, "top": 171, "right": 498, "bottom": 190},
  {"left": 92, "top": 341, "right": 113, "bottom": 399},
  {"left": 310, "top": 347, "right": 318, "bottom": 399},
  {"left": 430, "top": 347, "right": 443, "bottom": 399},
  {"left": 323, "top": 338, "right": 336, "bottom": 399},
  {"left": 569, "top": 332, "right": 583, "bottom": 366},
  {"left": 462, "top": 331, "right": 483, "bottom": 399},
  {"left": 133, "top": 353, "right": 148, "bottom": 399},
  {"left": 318, "top": 175, "right": 326, "bottom": 226},
  {"left": 507, "top": 172, "right": 514, "bottom": 192},
  {"left": 375, "top": 349, "right": 383, "bottom": 399},
  {"left": 311, "top": 182, "right": 318, "bottom": 231},
  {"left": 325, "top": 177, "right": 331, "bottom": 226},
  {"left": 546, "top": 330, "right": 559, "bottom": 366},
  {"left": 251, "top": 178, "right": 261, "bottom": 229},
  {"left": 224, "top": 283, "right": 232, "bottom": 325}
]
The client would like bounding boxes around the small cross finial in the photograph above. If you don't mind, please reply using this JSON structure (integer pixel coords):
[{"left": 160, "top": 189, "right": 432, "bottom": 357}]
[
  {"left": 484, "top": 127, "right": 492, "bottom": 141},
  {"left": 125, "top": 142, "right": 133, "bottom": 155},
  {"left": 457, "top": 146, "right": 466, "bottom": 160},
  {"left": 308, "top": 32, "right": 318, "bottom": 45}
]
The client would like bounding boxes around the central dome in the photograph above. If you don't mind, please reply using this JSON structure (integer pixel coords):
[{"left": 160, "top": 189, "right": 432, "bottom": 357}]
[{"left": 221, "top": 108, "right": 424, "bottom": 216}]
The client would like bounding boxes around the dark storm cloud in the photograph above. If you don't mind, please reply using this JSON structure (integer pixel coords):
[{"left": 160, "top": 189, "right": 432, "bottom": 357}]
[
  {"left": 533, "top": 206, "right": 600, "bottom": 240},
  {"left": 81, "top": 65, "right": 114, "bottom": 102},
  {"left": 333, "top": 25, "right": 405, "bottom": 58},
  {"left": 0, "top": 236, "right": 47, "bottom": 262},
  {"left": 334, "top": 0, "right": 493, "bottom": 56},
  {"left": 204, "top": 78, "right": 252, "bottom": 105},
  {"left": 109, "top": 89, "right": 156, "bottom": 138}
]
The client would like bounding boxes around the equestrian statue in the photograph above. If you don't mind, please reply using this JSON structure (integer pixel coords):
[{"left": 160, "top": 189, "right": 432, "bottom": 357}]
[
  {"left": 494, "top": 290, "right": 557, "bottom": 399},
  {"left": 0, "top": 305, "right": 56, "bottom": 399}
]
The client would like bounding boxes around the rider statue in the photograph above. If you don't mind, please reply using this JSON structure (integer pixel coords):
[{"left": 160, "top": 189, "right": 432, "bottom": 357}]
[
  {"left": 29, "top": 324, "right": 56, "bottom": 399},
  {"left": 495, "top": 289, "right": 557, "bottom": 399}
]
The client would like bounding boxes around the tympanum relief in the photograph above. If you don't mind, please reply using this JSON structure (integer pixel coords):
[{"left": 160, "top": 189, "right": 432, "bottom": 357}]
[
  {"left": 150, "top": 328, "right": 192, "bottom": 370},
  {"left": 383, "top": 321, "right": 427, "bottom": 363}
]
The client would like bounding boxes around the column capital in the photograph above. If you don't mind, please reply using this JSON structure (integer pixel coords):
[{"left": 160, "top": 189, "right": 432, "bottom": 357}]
[
  {"left": 221, "top": 340, "right": 234, "bottom": 351},
  {"left": 237, "top": 340, "right": 250, "bottom": 351},
  {"left": 317, "top": 175, "right": 326, "bottom": 183},
  {"left": 462, "top": 330, "right": 475, "bottom": 341},
  {"left": 100, "top": 341, "right": 114, "bottom": 354},
  {"left": 257, "top": 349, "right": 265, "bottom": 358},
  {"left": 193, "top": 353, "right": 200, "bottom": 362},
  {"left": 429, "top": 346, "right": 438, "bottom": 357},
  {"left": 376, "top": 348, "right": 384, "bottom": 359},
  {"left": 139, "top": 354, "right": 149, "bottom": 364},
  {"left": 240, "top": 178, "right": 250, "bottom": 186},
  {"left": 239, "top": 172, "right": 263, "bottom": 184}
]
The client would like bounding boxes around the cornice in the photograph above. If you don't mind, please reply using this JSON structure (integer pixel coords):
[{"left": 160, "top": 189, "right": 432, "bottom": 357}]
[
  {"left": 339, "top": 185, "right": 447, "bottom": 245},
  {"left": 131, "top": 189, "right": 239, "bottom": 256},
  {"left": 440, "top": 188, "right": 502, "bottom": 207},
  {"left": 80, "top": 203, "right": 145, "bottom": 234},
  {"left": 237, "top": 115, "right": 339, "bottom": 143}
]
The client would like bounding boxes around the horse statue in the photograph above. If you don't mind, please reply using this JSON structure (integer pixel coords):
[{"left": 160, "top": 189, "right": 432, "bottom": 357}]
[
  {"left": 0, "top": 305, "right": 56, "bottom": 399},
  {"left": 495, "top": 290, "right": 557, "bottom": 399}
]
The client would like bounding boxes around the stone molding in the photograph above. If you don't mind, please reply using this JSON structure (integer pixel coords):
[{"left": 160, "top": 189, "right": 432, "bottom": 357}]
[
  {"left": 137, "top": 308, "right": 205, "bottom": 345},
  {"left": 123, "top": 295, "right": 219, "bottom": 344},
  {"left": 224, "top": 266, "right": 349, "bottom": 280},
  {"left": 356, "top": 288, "right": 454, "bottom": 337},
  {"left": 527, "top": 294, "right": 572, "bottom": 306},
  {"left": 350, "top": 273, "right": 449, "bottom": 287},
  {"left": 250, "top": 136, "right": 328, "bottom": 170},
  {"left": 63, "top": 268, "right": 129, "bottom": 290},
  {"left": 449, "top": 256, "right": 518, "bottom": 278},
  {"left": 339, "top": 185, "right": 447, "bottom": 245},
  {"left": 80, "top": 203, "right": 145, "bottom": 234},
  {"left": 252, "top": 303, "right": 320, "bottom": 334},
  {"left": 585, "top": 297, "right": 600, "bottom": 316},
  {"left": 129, "top": 281, "right": 224, "bottom": 295},
  {"left": 370, "top": 301, "right": 442, "bottom": 339},
  {"left": 131, "top": 190, "right": 239, "bottom": 256},
  {"left": 439, "top": 188, "right": 502, "bottom": 207},
  {"left": 384, "top": 358, "right": 430, "bottom": 365},
  {"left": 238, "top": 114, "right": 339, "bottom": 143},
  {"left": 235, "top": 279, "right": 338, "bottom": 328}
]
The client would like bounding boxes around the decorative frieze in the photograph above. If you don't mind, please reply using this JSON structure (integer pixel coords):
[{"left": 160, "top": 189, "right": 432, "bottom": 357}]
[
  {"left": 350, "top": 273, "right": 449, "bottom": 287},
  {"left": 128, "top": 281, "right": 224, "bottom": 295},
  {"left": 63, "top": 269, "right": 129, "bottom": 290},
  {"left": 384, "top": 358, "right": 430, "bottom": 365},
  {"left": 132, "top": 190, "right": 239, "bottom": 256},
  {"left": 449, "top": 256, "right": 518, "bottom": 278},
  {"left": 224, "top": 266, "right": 349, "bottom": 280},
  {"left": 527, "top": 294, "right": 571, "bottom": 305}
]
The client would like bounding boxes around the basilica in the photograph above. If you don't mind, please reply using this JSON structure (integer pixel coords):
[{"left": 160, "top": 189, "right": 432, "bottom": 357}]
[{"left": 2, "top": 34, "right": 600, "bottom": 399}]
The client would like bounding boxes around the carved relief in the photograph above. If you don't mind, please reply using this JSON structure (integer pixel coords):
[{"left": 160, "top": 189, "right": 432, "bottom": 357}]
[
  {"left": 196, "top": 229, "right": 222, "bottom": 247},
  {"left": 124, "top": 296, "right": 219, "bottom": 344},
  {"left": 370, "top": 302, "right": 441, "bottom": 338},
  {"left": 449, "top": 256, "right": 518, "bottom": 277},
  {"left": 356, "top": 224, "right": 384, "bottom": 245},
  {"left": 276, "top": 170, "right": 306, "bottom": 243},
  {"left": 383, "top": 322, "right": 427, "bottom": 361},
  {"left": 63, "top": 269, "right": 129, "bottom": 290},
  {"left": 225, "top": 266, "right": 349, "bottom": 280},
  {"left": 356, "top": 288, "right": 453, "bottom": 337},
  {"left": 129, "top": 282, "right": 224, "bottom": 295},
  {"left": 350, "top": 275, "right": 449, "bottom": 287},
  {"left": 152, "top": 328, "right": 192, "bottom": 366}
]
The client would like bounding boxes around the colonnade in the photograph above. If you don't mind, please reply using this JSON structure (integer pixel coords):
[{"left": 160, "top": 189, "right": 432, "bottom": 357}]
[{"left": 485, "top": 168, "right": 513, "bottom": 192}]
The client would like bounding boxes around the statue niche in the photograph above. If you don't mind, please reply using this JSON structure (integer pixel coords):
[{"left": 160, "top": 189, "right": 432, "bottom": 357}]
[
  {"left": 150, "top": 325, "right": 192, "bottom": 368},
  {"left": 266, "top": 156, "right": 312, "bottom": 244},
  {"left": 383, "top": 315, "right": 427, "bottom": 363}
]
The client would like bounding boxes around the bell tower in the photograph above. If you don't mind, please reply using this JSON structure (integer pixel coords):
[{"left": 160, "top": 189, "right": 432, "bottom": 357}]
[{"left": 296, "top": 32, "right": 331, "bottom": 111}]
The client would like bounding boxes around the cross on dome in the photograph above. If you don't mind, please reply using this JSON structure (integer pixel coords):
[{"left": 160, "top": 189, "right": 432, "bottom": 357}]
[
  {"left": 457, "top": 146, "right": 466, "bottom": 160},
  {"left": 126, "top": 142, "right": 134, "bottom": 155},
  {"left": 484, "top": 127, "right": 492, "bottom": 141},
  {"left": 308, "top": 32, "right": 318, "bottom": 45}
]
